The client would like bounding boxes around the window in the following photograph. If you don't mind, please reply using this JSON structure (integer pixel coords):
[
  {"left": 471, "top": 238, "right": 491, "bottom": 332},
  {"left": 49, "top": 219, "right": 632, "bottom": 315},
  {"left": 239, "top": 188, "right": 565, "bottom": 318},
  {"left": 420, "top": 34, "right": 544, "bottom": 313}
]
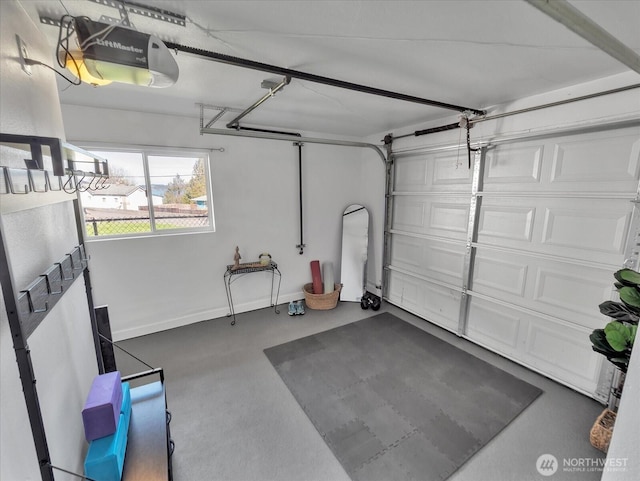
[{"left": 79, "top": 147, "right": 214, "bottom": 238}]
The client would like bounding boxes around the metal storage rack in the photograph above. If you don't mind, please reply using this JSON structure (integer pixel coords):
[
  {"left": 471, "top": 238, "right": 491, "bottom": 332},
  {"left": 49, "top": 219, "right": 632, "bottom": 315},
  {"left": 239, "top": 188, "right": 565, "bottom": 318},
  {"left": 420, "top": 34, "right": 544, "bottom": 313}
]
[
  {"left": 0, "top": 133, "right": 109, "bottom": 195},
  {"left": 1, "top": 238, "right": 175, "bottom": 481},
  {"left": 0, "top": 134, "right": 171, "bottom": 480}
]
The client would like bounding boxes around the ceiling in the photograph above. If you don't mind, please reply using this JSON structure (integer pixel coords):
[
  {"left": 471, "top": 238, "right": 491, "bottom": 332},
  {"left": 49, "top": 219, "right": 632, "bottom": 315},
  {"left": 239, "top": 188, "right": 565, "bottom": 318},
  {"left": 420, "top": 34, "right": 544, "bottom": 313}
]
[{"left": 20, "top": 0, "right": 640, "bottom": 138}]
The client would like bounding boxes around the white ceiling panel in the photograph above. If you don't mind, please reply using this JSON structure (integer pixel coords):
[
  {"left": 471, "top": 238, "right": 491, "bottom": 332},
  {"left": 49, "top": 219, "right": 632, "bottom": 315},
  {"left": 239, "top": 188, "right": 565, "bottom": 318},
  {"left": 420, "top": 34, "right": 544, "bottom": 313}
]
[{"left": 19, "top": 0, "right": 640, "bottom": 137}]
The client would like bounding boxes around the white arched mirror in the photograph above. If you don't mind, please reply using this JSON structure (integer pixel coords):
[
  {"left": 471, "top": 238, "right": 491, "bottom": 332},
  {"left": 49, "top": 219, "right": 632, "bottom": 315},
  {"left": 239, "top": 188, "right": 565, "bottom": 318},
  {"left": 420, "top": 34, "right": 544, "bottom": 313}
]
[{"left": 340, "top": 204, "right": 369, "bottom": 302}]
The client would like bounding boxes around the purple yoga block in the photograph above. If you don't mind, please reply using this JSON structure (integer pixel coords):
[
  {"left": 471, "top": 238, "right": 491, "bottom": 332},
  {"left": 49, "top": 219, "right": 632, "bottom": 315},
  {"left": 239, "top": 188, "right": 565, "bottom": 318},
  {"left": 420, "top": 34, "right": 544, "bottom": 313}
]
[{"left": 82, "top": 371, "right": 123, "bottom": 441}]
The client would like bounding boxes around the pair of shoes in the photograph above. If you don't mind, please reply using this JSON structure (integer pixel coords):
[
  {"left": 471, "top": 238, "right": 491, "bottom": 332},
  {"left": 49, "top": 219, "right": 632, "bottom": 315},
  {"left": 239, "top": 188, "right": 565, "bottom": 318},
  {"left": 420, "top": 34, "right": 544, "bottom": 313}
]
[
  {"left": 288, "top": 301, "right": 297, "bottom": 316},
  {"left": 288, "top": 300, "right": 306, "bottom": 316}
]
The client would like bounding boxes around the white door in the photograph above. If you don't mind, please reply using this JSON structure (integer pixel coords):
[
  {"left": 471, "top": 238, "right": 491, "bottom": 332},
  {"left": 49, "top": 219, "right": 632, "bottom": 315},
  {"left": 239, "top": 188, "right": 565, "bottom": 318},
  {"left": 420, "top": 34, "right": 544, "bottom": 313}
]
[{"left": 386, "top": 124, "right": 640, "bottom": 396}]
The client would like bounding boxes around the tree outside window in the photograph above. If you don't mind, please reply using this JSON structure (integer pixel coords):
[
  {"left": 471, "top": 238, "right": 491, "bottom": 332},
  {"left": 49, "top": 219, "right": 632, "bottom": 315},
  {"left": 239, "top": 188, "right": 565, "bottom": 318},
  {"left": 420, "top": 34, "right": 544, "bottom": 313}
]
[{"left": 80, "top": 149, "right": 213, "bottom": 238}]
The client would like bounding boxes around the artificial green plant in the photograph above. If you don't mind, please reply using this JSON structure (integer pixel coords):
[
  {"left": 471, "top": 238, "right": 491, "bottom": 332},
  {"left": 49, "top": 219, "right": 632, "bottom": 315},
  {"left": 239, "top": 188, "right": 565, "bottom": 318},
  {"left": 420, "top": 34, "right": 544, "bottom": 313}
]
[{"left": 590, "top": 268, "right": 639, "bottom": 373}]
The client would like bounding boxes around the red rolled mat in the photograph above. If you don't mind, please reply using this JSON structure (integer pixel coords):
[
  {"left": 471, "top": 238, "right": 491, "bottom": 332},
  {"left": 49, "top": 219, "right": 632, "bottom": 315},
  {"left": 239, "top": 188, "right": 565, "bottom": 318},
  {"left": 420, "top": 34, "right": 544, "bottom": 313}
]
[{"left": 310, "top": 260, "right": 323, "bottom": 294}]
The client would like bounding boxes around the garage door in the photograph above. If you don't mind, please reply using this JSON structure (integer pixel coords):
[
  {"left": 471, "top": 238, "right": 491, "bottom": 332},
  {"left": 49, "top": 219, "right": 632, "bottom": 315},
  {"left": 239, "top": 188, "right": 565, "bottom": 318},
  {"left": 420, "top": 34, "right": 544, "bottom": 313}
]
[{"left": 385, "top": 123, "right": 640, "bottom": 396}]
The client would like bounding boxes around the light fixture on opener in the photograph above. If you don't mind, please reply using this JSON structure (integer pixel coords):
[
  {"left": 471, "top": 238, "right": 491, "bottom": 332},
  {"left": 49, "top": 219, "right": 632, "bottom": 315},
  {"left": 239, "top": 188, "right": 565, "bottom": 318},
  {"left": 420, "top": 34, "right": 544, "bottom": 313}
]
[{"left": 60, "top": 50, "right": 112, "bottom": 86}]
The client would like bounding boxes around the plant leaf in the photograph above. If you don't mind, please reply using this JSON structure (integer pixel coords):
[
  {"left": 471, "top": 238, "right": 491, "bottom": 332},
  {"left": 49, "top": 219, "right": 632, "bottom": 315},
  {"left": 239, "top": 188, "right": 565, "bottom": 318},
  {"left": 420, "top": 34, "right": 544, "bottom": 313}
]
[
  {"left": 629, "top": 325, "right": 637, "bottom": 346},
  {"left": 618, "top": 286, "right": 640, "bottom": 309},
  {"left": 605, "top": 321, "right": 630, "bottom": 338},
  {"left": 599, "top": 301, "right": 640, "bottom": 323},
  {"left": 614, "top": 268, "right": 640, "bottom": 286},
  {"left": 590, "top": 330, "right": 616, "bottom": 354},
  {"left": 592, "top": 345, "right": 615, "bottom": 357},
  {"left": 604, "top": 325, "right": 629, "bottom": 352}
]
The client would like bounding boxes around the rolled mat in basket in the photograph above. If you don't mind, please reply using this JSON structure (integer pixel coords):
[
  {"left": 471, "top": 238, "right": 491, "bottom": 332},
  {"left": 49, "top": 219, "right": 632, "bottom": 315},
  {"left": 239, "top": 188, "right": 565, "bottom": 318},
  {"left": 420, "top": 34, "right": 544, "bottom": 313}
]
[
  {"left": 323, "top": 262, "right": 334, "bottom": 294},
  {"left": 310, "top": 260, "right": 323, "bottom": 294},
  {"left": 304, "top": 283, "right": 341, "bottom": 310}
]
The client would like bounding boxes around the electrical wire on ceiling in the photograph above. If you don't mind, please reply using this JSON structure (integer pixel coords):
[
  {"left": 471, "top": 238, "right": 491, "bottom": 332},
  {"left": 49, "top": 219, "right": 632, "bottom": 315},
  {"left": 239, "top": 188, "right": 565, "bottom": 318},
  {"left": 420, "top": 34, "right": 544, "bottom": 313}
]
[
  {"left": 78, "top": 21, "right": 119, "bottom": 50},
  {"left": 54, "top": 14, "right": 122, "bottom": 87},
  {"left": 57, "top": 0, "right": 70, "bottom": 16},
  {"left": 185, "top": 16, "right": 241, "bottom": 55},
  {"left": 22, "top": 58, "right": 79, "bottom": 86},
  {"left": 16, "top": 12, "right": 95, "bottom": 89},
  {"left": 56, "top": 15, "right": 82, "bottom": 85}
]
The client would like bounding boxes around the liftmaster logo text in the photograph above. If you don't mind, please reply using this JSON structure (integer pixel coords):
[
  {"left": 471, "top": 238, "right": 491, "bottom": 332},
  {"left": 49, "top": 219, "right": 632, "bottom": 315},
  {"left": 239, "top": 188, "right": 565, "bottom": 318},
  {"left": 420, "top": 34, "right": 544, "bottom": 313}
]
[{"left": 96, "top": 39, "right": 144, "bottom": 54}]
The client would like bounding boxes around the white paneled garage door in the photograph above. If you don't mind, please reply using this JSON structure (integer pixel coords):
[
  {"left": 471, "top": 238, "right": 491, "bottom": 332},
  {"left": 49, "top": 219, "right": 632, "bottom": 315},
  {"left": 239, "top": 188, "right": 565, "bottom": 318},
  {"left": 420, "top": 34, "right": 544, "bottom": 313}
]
[{"left": 386, "top": 123, "right": 640, "bottom": 396}]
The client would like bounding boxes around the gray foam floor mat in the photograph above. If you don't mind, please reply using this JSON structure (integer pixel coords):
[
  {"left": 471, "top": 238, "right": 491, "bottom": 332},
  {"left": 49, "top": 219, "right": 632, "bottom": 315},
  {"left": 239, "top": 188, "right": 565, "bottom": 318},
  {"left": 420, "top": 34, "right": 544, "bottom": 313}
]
[{"left": 264, "top": 312, "right": 543, "bottom": 481}]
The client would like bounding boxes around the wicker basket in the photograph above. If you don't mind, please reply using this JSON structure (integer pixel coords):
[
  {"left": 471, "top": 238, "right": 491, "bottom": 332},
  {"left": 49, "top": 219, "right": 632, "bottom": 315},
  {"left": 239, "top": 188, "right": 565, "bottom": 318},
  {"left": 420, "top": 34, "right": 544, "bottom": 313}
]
[
  {"left": 590, "top": 408, "right": 616, "bottom": 453},
  {"left": 303, "top": 283, "right": 341, "bottom": 310}
]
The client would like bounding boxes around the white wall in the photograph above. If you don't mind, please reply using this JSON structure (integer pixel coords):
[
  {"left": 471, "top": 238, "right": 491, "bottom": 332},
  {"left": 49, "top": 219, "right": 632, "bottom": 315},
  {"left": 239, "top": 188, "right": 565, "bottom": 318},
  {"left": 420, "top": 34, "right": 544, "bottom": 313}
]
[
  {"left": 1, "top": 1, "right": 99, "bottom": 480},
  {"left": 62, "top": 105, "right": 386, "bottom": 339}
]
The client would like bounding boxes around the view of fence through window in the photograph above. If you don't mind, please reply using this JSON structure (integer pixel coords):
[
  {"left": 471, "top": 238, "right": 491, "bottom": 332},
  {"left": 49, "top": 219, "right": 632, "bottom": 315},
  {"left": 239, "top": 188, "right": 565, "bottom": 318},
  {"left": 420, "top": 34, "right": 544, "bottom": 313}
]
[{"left": 80, "top": 150, "right": 211, "bottom": 237}]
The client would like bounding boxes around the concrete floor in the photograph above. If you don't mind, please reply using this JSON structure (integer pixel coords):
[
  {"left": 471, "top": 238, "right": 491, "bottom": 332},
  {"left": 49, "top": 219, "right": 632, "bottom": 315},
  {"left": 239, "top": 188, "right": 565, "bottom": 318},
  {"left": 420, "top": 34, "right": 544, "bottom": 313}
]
[{"left": 116, "top": 302, "right": 606, "bottom": 481}]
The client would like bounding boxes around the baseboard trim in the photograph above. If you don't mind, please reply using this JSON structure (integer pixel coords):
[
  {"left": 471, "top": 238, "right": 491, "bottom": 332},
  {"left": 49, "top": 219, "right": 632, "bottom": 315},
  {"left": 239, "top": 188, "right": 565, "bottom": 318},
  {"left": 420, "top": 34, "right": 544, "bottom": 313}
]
[{"left": 112, "top": 291, "right": 304, "bottom": 340}]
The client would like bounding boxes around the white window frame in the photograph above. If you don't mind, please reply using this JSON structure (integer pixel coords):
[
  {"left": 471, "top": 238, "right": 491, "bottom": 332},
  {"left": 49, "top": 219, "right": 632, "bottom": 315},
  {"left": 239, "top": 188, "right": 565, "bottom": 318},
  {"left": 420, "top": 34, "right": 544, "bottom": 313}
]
[{"left": 77, "top": 143, "right": 215, "bottom": 240}]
